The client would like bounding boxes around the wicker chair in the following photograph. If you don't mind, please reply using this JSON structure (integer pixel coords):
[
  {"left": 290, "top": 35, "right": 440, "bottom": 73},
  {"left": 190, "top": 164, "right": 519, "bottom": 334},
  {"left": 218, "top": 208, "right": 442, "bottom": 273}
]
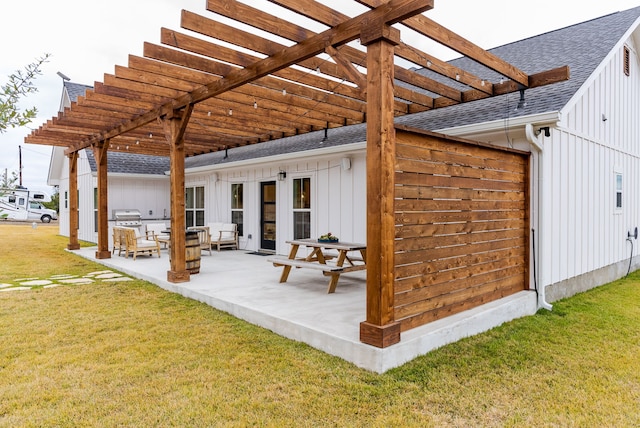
[
  {"left": 207, "top": 222, "right": 239, "bottom": 251},
  {"left": 145, "top": 222, "right": 170, "bottom": 249},
  {"left": 122, "top": 227, "right": 161, "bottom": 260},
  {"left": 112, "top": 226, "right": 126, "bottom": 256}
]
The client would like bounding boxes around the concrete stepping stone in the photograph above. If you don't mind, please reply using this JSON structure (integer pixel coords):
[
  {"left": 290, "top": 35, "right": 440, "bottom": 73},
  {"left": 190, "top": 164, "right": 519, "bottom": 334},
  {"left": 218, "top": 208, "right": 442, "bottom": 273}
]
[
  {"left": 0, "top": 284, "right": 13, "bottom": 289},
  {"left": 43, "top": 284, "right": 65, "bottom": 289},
  {"left": 94, "top": 273, "right": 124, "bottom": 279},
  {"left": 103, "top": 277, "right": 134, "bottom": 282},
  {"left": 0, "top": 287, "right": 33, "bottom": 292},
  {"left": 85, "top": 270, "right": 115, "bottom": 277},
  {"left": 58, "top": 278, "right": 94, "bottom": 284},
  {"left": 19, "top": 280, "right": 53, "bottom": 286},
  {"left": 49, "top": 274, "right": 78, "bottom": 280}
]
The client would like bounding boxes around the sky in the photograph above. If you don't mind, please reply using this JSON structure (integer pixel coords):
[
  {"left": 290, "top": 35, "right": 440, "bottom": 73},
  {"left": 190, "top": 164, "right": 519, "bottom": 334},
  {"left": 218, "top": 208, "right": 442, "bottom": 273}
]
[{"left": 1, "top": 0, "right": 639, "bottom": 192}]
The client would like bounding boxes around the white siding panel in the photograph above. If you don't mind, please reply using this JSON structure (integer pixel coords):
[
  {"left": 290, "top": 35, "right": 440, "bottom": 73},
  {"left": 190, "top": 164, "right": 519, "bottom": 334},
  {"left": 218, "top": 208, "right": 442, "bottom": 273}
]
[
  {"left": 549, "top": 34, "right": 640, "bottom": 287},
  {"left": 186, "top": 151, "right": 366, "bottom": 255}
]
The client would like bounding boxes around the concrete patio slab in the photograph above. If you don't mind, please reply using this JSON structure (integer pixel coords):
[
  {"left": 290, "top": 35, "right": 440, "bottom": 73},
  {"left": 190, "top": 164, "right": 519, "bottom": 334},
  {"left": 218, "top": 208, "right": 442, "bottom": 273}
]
[{"left": 72, "top": 247, "right": 538, "bottom": 373}]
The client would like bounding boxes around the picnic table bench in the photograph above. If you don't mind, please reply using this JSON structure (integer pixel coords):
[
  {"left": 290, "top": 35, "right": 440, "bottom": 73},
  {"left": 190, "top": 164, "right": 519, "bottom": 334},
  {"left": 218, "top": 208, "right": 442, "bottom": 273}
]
[{"left": 268, "top": 238, "right": 367, "bottom": 293}]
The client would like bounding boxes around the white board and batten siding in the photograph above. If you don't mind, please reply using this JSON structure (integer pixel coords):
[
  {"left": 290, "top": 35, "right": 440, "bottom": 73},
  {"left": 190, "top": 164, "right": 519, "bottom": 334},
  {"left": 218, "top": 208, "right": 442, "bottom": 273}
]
[
  {"left": 57, "top": 150, "right": 171, "bottom": 245},
  {"left": 187, "top": 151, "right": 366, "bottom": 255},
  {"left": 541, "top": 36, "right": 640, "bottom": 298}
]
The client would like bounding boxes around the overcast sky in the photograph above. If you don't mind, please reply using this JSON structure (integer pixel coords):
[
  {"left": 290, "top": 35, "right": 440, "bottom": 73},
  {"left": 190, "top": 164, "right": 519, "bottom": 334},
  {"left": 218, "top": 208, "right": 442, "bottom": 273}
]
[{"left": 2, "top": 0, "right": 639, "bottom": 192}]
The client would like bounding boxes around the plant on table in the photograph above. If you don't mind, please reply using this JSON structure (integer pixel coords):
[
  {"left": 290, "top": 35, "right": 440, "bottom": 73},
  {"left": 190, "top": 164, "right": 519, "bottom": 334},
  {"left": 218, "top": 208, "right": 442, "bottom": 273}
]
[{"left": 318, "top": 232, "right": 339, "bottom": 242}]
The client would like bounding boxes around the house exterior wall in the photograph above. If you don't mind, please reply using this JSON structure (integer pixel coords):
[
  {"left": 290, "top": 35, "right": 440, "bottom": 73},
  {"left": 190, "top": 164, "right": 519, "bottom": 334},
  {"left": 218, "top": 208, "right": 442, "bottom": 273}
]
[
  {"left": 543, "top": 34, "right": 640, "bottom": 301},
  {"left": 57, "top": 150, "right": 171, "bottom": 245},
  {"left": 186, "top": 149, "right": 366, "bottom": 254},
  {"left": 57, "top": 150, "right": 93, "bottom": 240}
]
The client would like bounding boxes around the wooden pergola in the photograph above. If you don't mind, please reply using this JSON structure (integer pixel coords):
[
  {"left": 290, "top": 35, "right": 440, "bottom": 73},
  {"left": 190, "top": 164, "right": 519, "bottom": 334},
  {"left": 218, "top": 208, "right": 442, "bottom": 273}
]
[{"left": 25, "top": 0, "right": 568, "bottom": 347}]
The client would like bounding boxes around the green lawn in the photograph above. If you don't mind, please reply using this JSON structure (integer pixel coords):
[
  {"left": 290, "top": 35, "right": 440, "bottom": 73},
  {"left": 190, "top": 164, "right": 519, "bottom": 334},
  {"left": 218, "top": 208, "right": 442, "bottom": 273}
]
[{"left": 1, "top": 223, "right": 639, "bottom": 427}]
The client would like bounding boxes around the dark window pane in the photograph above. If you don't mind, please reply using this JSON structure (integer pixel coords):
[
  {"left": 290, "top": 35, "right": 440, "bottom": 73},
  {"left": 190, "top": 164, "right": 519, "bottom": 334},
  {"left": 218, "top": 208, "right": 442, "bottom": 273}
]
[
  {"left": 232, "top": 211, "right": 243, "bottom": 236},
  {"left": 196, "top": 186, "right": 205, "bottom": 209},
  {"left": 293, "top": 178, "right": 310, "bottom": 209},
  {"left": 294, "top": 212, "right": 310, "bottom": 239},
  {"left": 196, "top": 210, "right": 205, "bottom": 226},
  {"left": 185, "top": 188, "right": 194, "bottom": 209},
  {"left": 232, "top": 184, "right": 243, "bottom": 209}
]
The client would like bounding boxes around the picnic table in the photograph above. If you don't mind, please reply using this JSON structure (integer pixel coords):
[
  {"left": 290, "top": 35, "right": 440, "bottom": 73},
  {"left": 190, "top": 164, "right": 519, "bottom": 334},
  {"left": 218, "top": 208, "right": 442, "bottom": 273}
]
[{"left": 268, "top": 238, "right": 367, "bottom": 293}]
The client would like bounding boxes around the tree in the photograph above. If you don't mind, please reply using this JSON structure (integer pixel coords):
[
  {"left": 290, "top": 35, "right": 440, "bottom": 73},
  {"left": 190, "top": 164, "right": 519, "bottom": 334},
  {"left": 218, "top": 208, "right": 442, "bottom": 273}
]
[
  {"left": 43, "top": 188, "right": 59, "bottom": 213},
  {"left": 1, "top": 169, "right": 19, "bottom": 189},
  {"left": 0, "top": 54, "right": 50, "bottom": 133}
]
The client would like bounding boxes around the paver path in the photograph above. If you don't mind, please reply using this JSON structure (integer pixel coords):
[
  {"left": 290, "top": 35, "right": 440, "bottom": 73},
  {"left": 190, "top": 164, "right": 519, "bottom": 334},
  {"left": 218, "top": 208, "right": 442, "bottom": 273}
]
[{"left": 0, "top": 270, "right": 133, "bottom": 292}]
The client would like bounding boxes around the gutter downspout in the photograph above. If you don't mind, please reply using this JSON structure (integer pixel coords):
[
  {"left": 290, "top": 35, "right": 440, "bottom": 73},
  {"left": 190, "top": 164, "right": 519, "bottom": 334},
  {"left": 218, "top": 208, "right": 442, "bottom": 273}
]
[{"left": 525, "top": 123, "right": 553, "bottom": 311}]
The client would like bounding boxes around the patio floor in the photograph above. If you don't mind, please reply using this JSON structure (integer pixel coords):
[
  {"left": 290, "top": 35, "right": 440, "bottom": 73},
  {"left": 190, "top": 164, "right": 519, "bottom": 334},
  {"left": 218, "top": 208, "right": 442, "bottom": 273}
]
[{"left": 73, "top": 246, "right": 538, "bottom": 373}]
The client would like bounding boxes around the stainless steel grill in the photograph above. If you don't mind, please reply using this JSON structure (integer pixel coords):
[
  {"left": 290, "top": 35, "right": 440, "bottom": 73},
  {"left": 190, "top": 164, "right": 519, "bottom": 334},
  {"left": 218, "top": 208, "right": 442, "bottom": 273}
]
[{"left": 113, "top": 209, "right": 142, "bottom": 227}]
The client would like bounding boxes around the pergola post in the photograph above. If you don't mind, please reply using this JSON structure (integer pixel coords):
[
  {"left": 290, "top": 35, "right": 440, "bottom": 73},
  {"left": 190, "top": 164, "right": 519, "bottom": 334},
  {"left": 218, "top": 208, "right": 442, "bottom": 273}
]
[
  {"left": 360, "top": 23, "right": 402, "bottom": 348},
  {"left": 164, "top": 106, "right": 194, "bottom": 283},
  {"left": 93, "top": 140, "right": 111, "bottom": 259},
  {"left": 67, "top": 151, "right": 80, "bottom": 251}
]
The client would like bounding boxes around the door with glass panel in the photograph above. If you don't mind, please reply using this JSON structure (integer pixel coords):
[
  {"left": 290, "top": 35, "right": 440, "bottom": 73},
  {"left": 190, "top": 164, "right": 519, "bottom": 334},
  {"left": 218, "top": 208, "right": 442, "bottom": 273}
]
[{"left": 260, "top": 181, "right": 276, "bottom": 251}]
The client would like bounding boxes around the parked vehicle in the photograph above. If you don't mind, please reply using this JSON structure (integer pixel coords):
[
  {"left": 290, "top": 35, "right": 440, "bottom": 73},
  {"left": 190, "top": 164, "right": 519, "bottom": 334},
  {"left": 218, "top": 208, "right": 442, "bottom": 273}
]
[{"left": 0, "top": 187, "right": 57, "bottom": 223}]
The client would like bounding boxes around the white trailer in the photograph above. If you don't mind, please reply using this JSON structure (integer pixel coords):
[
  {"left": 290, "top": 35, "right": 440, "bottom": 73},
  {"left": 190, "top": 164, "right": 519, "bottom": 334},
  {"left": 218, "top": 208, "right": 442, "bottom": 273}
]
[{"left": 0, "top": 187, "right": 57, "bottom": 223}]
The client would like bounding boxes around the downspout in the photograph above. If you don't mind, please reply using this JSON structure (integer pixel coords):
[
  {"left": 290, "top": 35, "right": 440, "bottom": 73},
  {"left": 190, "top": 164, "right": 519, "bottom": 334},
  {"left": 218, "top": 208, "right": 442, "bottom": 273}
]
[{"left": 525, "top": 123, "right": 553, "bottom": 311}]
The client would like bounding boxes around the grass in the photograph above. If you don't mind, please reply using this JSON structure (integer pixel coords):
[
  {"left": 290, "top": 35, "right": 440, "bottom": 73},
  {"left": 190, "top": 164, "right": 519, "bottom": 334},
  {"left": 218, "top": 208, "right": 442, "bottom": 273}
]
[{"left": 0, "top": 223, "right": 639, "bottom": 427}]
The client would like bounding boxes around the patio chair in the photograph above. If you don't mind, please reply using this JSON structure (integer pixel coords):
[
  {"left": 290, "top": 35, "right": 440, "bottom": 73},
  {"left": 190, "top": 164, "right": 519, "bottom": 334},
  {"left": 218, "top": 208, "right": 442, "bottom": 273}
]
[
  {"left": 207, "top": 222, "right": 239, "bottom": 251},
  {"left": 112, "top": 226, "right": 126, "bottom": 256},
  {"left": 187, "top": 226, "right": 212, "bottom": 256},
  {"left": 145, "top": 222, "right": 170, "bottom": 249},
  {"left": 122, "top": 227, "right": 161, "bottom": 260}
]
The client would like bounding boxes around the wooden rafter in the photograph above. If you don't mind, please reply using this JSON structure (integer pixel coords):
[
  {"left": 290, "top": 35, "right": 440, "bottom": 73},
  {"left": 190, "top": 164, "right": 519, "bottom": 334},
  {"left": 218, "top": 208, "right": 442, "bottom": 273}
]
[{"left": 24, "top": 0, "right": 569, "bottom": 159}]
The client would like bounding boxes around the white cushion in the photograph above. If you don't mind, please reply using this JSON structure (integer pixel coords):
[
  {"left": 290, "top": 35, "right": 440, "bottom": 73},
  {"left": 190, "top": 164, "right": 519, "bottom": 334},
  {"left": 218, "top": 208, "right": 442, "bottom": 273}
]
[
  {"left": 136, "top": 239, "right": 158, "bottom": 248},
  {"left": 221, "top": 223, "right": 236, "bottom": 240}
]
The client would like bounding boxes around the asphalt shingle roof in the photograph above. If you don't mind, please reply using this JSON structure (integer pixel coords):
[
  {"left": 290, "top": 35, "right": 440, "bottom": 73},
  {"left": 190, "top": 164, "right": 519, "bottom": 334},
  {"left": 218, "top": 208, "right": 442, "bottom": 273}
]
[{"left": 64, "top": 81, "right": 92, "bottom": 102}]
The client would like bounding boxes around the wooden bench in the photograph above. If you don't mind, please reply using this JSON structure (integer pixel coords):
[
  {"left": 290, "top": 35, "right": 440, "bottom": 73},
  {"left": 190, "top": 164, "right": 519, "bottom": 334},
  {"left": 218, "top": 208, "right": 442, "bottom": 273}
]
[
  {"left": 268, "top": 257, "right": 344, "bottom": 273},
  {"left": 268, "top": 256, "right": 345, "bottom": 293}
]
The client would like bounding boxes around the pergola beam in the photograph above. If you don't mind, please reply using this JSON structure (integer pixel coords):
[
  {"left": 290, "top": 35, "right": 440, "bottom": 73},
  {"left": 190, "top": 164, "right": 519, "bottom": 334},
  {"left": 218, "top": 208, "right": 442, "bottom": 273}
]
[
  {"left": 64, "top": 0, "right": 434, "bottom": 155},
  {"left": 356, "top": 0, "right": 530, "bottom": 87}
]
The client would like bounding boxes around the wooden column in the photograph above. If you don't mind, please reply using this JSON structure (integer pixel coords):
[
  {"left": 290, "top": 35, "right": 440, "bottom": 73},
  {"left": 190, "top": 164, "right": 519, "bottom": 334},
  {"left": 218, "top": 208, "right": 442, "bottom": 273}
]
[
  {"left": 359, "top": 24, "right": 402, "bottom": 348},
  {"left": 163, "top": 106, "right": 194, "bottom": 283},
  {"left": 93, "top": 141, "right": 111, "bottom": 259},
  {"left": 67, "top": 151, "right": 80, "bottom": 250}
]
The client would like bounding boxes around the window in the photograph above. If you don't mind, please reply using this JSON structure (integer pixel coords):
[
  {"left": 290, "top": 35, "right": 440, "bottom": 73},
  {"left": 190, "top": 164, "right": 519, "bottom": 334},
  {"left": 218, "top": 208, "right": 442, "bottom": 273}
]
[
  {"left": 624, "top": 46, "right": 631, "bottom": 76},
  {"left": 293, "top": 177, "right": 311, "bottom": 239},
  {"left": 8, "top": 195, "right": 15, "bottom": 203},
  {"left": 615, "top": 173, "right": 623, "bottom": 210},
  {"left": 186, "top": 186, "right": 205, "bottom": 227},
  {"left": 231, "top": 183, "right": 244, "bottom": 236},
  {"left": 64, "top": 191, "right": 68, "bottom": 209}
]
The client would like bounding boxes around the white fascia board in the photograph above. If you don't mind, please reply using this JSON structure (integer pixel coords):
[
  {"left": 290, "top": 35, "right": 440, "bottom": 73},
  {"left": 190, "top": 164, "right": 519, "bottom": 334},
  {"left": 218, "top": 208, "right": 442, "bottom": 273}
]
[
  {"left": 185, "top": 141, "right": 367, "bottom": 175},
  {"left": 435, "top": 111, "right": 562, "bottom": 137}
]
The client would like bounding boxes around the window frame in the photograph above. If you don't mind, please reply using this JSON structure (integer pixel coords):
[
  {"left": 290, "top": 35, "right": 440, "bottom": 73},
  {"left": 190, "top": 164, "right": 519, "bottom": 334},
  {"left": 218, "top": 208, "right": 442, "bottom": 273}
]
[
  {"left": 231, "top": 182, "right": 244, "bottom": 237},
  {"left": 292, "top": 177, "right": 311, "bottom": 240},
  {"left": 615, "top": 171, "right": 623, "bottom": 212},
  {"left": 185, "top": 185, "right": 205, "bottom": 227}
]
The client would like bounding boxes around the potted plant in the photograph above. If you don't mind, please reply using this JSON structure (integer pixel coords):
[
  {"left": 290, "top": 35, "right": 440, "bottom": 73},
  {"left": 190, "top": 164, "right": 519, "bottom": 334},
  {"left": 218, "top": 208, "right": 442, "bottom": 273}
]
[{"left": 318, "top": 232, "right": 339, "bottom": 243}]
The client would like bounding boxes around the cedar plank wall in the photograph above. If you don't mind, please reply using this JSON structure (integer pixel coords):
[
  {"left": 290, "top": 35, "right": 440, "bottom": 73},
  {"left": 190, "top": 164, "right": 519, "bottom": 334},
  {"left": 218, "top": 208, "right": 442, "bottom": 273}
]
[{"left": 393, "top": 128, "right": 530, "bottom": 331}]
